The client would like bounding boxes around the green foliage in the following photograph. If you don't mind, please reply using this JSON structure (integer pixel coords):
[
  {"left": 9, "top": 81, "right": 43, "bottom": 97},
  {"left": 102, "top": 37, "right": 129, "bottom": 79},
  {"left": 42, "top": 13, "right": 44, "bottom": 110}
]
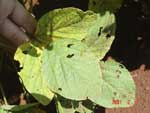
[
  {"left": 1, "top": 103, "right": 38, "bottom": 112},
  {"left": 35, "top": 8, "right": 104, "bottom": 43},
  {"left": 14, "top": 7, "right": 135, "bottom": 113},
  {"left": 88, "top": 0, "right": 123, "bottom": 13},
  {"left": 15, "top": 42, "right": 54, "bottom": 105},
  {"left": 0, "top": 0, "right": 136, "bottom": 113},
  {"left": 0, "top": 0, "right": 136, "bottom": 112},
  {"left": 91, "top": 60, "right": 135, "bottom": 108},
  {"left": 0, "top": 108, "right": 6, "bottom": 113},
  {"left": 56, "top": 96, "right": 95, "bottom": 113},
  {"left": 0, "top": 103, "right": 45, "bottom": 113},
  {"left": 41, "top": 38, "right": 102, "bottom": 100}
]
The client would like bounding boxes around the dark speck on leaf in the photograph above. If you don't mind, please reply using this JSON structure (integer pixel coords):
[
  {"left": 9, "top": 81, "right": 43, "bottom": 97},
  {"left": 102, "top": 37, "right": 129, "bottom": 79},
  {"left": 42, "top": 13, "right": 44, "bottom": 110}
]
[
  {"left": 23, "top": 50, "right": 28, "bottom": 54},
  {"left": 58, "top": 88, "right": 62, "bottom": 91},
  {"left": 67, "top": 54, "right": 74, "bottom": 58},
  {"left": 117, "top": 75, "right": 120, "bottom": 79},
  {"left": 98, "top": 27, "right": 103, "bottom": 36},
  {"left": 20, "top": 66, "right": 23, "bottom": 70},
  {"left": 113, "top": 92, "right": 117, "bottom": 96},
  {"left": 128, "top": 92, "right": 132, "bottom": 94},
  {"left": 48, "top": 44, "right": 53, "bottom": 50},
  {"left": 40, "top": 60, "right": 42, "bottom": 63},
  {"left": 119, "top": 64, "right": 124, "bottom": 68},
  {"left": 106, "top": 34, "right": 111, "bottom": 38},
  {"left": 22, "top": 47, "right": 39, "bottom": 57},
  {"left": 116, "top": 70, "right": 121, "bottom": 74},
  {"left": 81, "top": 38, "right": 85, "bottom": 42},
  {"left": 74, "top": 111, "right": 80, "bottom": 113},
  {"left": 67, "top": 44, "right": 74, "bottom": 48},
  {"left": 122, "top": 95, "right": 127, "bottom": 98}
]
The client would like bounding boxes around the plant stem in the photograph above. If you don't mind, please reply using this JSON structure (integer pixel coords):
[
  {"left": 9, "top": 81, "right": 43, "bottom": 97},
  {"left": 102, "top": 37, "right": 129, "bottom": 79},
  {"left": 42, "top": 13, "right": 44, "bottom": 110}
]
[{"left": 0, "top": 82, "right": 8, "bottom": 105}]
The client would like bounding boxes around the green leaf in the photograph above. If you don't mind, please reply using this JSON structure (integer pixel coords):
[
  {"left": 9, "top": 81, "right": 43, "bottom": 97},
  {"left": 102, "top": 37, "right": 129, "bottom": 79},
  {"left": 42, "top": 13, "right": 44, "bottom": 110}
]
[
  {"left": 1, "top": 103, "right": 39, "bottom": 112},
  {"left": 41, "top": 38, "right": 102, "bottom": 100},
  {"left": 14, "top": 7, "right": 135, "bottom": 109},
  {"left": 36, "top": 7, "right": 101, "bottom": 43},
  {"left": 90, "top": 59, "right": 136, "bottom": 108},
  {"left": 88, "top": 0, "right": 123, "bottom": 13},
  {"left": 15, "top": 7, "right": 116, "bottom": 106},
  {"left": 82, "top": 11, "right": 115, "bottom": 59},
  {"left": 56, "top": 96, "right": 95, "bottom": 113},
  {"left": 37, "top": 7, "right": 115, "bottom": 59},
  {"left": 14, "top": 42, "right": 54, "bottom": 105},
  {"left": 0, "top": 108, "right": 8, "bottom": 113}
]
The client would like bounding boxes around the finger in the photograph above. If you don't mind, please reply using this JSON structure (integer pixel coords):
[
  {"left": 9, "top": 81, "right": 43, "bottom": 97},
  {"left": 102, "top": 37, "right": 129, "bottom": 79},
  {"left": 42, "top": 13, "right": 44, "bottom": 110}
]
[
  {"left": 0, "top": 18, "right": 29, "bottom": 46},
  {"left": 9, "top": 1, "right": 36, "bottom": 36},
  {"left": 0, "top": 0, "right": 16, "bottom": 21}
]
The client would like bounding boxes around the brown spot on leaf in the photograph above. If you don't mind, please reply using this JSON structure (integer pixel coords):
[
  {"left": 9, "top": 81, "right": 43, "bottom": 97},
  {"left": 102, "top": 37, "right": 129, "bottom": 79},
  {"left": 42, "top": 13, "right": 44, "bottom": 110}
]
[
  {"left": 117, "top": 75, "right": 120, "bottom": 79},
  {"left": 122, "top": 95, "right": 127, "bottom": 98},
  {"left": 113, "top": 92, "right": 117, "bottom": 96},
  {"left": 116, "top": 70, "right": 121, "bottom": 74}
]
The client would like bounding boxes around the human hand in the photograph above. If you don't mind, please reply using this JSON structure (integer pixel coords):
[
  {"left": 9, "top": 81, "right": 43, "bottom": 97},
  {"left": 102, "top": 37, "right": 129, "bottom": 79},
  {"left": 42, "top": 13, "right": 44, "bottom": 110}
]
[{"left": 0, "top": 0, "right": 36, "bottom": 47}]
